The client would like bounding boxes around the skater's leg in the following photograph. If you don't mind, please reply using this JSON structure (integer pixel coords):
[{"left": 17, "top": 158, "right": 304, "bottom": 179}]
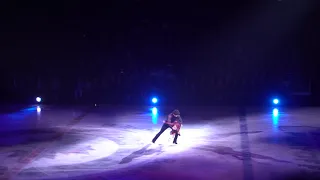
[
  {"left": 173, "top": 131, "right": 179, "bottom": 144},
  {"left": 152, "top": 124, "right": 170, "bottom": 143}
]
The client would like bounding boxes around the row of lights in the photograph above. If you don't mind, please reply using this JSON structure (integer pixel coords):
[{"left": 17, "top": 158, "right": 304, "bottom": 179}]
[
  {"left": 36, "top": 96, "right": 279, "bottom": 107},
  {"left": 151, "top": 97, "right": 281, "bottom": 118},
  {"left": 36, "top": 97, "right": 159, "bottom": 104},
  {"left": 36, "top": 96, "right": 280, "bottom": 122},
  {"left": 35, "top": 96, "right": 279, "bottom": 106}
]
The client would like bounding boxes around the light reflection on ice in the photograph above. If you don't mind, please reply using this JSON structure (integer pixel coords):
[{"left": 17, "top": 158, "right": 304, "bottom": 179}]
[{"left": 28, "top": 137, "right": 118, "bottom": 168}]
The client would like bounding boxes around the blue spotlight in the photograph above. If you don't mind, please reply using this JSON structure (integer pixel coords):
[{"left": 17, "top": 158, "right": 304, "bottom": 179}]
[
  {"left": 151, "top": 97, "right": 158, "bottom": 104},
  {"left": 151, "top": 107, "right": 158, "bottom": 124},
  {"left": 273, "top": 98, "right": 279, "bottom": 105},
  {"left": 152, "top": 107, "right": 158, "bottom": 115},
  {"left": 36, "top": 97, "right": 42, "bottom": 103},
  {"left": 272, "top": 108, "right": 279, "bottom": 116},
  {"left": 272, "top": 108, "right": 279, "bottom": 128},
  {"left": 37, "top": 106, "right": 41, "bottom": 113}
]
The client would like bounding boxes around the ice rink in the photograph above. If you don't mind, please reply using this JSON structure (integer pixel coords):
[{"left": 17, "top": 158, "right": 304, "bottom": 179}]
[{"left": 0, "top": 105, "right": 319, "bottom": 180}]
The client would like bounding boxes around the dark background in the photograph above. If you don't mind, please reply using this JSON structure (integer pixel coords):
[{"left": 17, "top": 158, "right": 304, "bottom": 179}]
[{"left": 0, "top": 0, "right": 319, "bottom": 106}]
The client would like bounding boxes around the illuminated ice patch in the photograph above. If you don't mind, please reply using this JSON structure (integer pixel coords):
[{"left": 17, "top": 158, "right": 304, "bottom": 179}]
[{"left": 29, "top": 137, "right": 118, "bottom": 168}]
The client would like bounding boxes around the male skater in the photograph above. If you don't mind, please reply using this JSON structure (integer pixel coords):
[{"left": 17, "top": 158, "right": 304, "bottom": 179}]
[{"left": 152, "top": 109, "right": 182, "bottom": 144}]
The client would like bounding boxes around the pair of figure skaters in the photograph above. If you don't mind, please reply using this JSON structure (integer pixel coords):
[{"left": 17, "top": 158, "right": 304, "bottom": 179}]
[{"left": 152, "top": 109, "right": 182, "bottom": 144}]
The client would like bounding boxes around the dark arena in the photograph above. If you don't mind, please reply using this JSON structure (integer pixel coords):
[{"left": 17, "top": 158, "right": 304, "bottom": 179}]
[{"left": 1, "top": 1, "right": 320, "bottom": 180}]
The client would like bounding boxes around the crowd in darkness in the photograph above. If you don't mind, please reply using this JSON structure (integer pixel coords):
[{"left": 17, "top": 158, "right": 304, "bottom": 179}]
[
  {"left": 1, "top": 0, "right": 319, "bottom": 106},
  {"left": 3, "top": 63, "right": 309, "bottom": 106}
]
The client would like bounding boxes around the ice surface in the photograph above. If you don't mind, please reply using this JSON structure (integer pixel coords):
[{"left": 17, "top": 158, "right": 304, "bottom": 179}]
[{"left": 0, "top": 105, "right": 319, "bottom": 180}]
